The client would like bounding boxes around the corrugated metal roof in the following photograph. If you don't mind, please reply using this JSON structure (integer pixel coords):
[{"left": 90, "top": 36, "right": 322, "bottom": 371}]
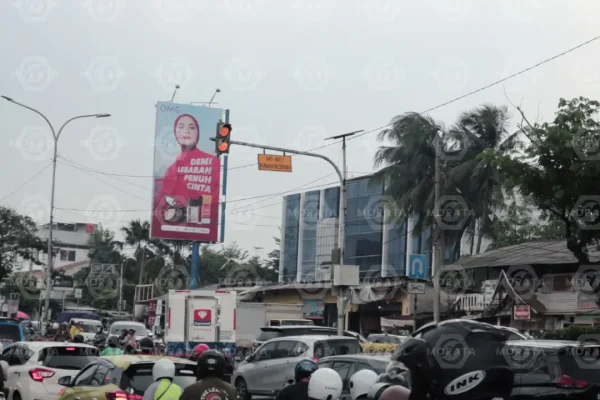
[{"left": 450, "top": 240, "right": 600, "bottom": 269}]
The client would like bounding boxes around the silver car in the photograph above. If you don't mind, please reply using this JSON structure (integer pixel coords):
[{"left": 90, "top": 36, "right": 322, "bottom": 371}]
[{"left": 233, "top": 335, "right": 361, "bottom": 400}]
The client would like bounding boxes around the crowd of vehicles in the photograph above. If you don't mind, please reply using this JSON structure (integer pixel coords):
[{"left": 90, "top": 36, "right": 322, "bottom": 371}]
[{"left": 2, "top": 290, "right": 600, "bottom": 400}]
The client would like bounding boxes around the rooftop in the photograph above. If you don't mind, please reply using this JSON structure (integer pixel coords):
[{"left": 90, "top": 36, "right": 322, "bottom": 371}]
[{"left": 449, "top": 240, "right": 600, "bottom": 269}]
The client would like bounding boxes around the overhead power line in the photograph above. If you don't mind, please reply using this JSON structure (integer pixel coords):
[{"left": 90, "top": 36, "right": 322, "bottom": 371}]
[{"left": 0, "top": 162, "right": 53, "bottom": 203}]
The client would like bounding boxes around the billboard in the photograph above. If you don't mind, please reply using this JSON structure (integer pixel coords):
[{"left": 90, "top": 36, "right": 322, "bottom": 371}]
[{"left": 151, "top": 102, "right": 222, "bottom": 242}]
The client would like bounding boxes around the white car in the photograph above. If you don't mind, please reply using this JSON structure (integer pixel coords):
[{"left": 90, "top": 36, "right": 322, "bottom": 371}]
[
  {"left": 3, "top": 342, "right": 99, "bottom": 400},
  {"left": 107, "top": 321, "right": 148, "bottom": 345},
  {"left": 69, "top": 318, "right": 104, "bottom": 342},
  {"left": 234, "top": 335, "right": 361, "bottom": 399}
]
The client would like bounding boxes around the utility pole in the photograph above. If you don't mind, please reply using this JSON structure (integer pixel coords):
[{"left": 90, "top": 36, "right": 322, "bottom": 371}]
[
  {"left": 1, "top": 96, "right": 110, "bottom": 324},
  {"left": 214, "top": 133, "right": 362, "bottom": 336},
  {"left": 433, "top": 139, "right": 442, "bottom": 323},
  {"left": 326, "top": 131, "right": 362, "bottom": 336},
  {"left": 118, "top": 262, "right": 124, "bottom": 312}
]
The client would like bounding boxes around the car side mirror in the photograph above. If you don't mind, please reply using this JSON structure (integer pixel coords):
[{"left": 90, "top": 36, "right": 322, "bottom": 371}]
[{"left": 57, "top": 376, "right": 72, "bottom": 386}]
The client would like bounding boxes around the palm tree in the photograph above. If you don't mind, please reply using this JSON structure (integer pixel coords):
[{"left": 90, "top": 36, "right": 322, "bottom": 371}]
[
  {"left": 448, "top": 104, "right": 518, "bottom": 254},
  {"left": 121, "top": 220, "right": 150, "bottom": 285}
]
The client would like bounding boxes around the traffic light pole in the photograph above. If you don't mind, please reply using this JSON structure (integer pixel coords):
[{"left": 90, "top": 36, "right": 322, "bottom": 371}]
[{"left": 219, "top": 139, "right": 347, "bottom": 335}]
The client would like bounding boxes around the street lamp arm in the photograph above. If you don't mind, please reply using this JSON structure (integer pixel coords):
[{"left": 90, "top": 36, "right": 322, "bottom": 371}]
[
  {"left": 56, "top": 114, "right": 106, "bottom": 140},
  {"left": 1, "top": 97, "right": 56, "bottom": 138}
]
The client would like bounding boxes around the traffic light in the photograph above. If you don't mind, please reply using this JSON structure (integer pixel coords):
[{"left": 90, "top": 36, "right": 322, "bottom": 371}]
[{"left": 215, "top": 122, "right": 232, "bottom": 156}]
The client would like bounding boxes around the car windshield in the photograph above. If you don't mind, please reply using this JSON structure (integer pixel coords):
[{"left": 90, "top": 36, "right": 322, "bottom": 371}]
[
  {"left": 39, "top": 346, "right": 99, "bottom": 369},
  {"left": 122, "top": 363, "right": 196, "bottom": 395},
  {"left": 257, "top": 331, "right": 281, "bottom": 341},
  {"left": 369, "top": 335, "right": 404, "bottom": 344},
  {"left": 78, "top": 323, "right": 102, "bottom": 332},
  {"left": 110, "top": 324, "right": 145, "bottom": 336},
  {"left": 0, "top": 324, "right": 21, "bottom": 343},
  {"left": 314, "top": 339, "right": 361, "bottom": 357}
]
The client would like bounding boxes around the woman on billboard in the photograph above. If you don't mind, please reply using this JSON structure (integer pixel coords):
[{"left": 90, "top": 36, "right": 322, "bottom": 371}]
[{"left": 152, "top": 109, "right": 221, "bottom": 241}]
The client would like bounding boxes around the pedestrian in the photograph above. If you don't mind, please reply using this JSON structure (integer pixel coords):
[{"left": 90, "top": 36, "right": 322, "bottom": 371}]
[
  {"left": 349, "top": 369, "right": 378, "bottom": 400},
  {"left": 276, "top": 359, "right": 318, "bottom": 400},
  {"left": 307, "top": 368, "right": 343, "bottom": 400},
  {"left": 142, "top": 359, "right": 182, "bottom": 400},
  {"left": 179, "top": 350, "right": 236, "bottom": 400},
  {"left": 101, "top": 336, "right": 124, "bottom": 356}
]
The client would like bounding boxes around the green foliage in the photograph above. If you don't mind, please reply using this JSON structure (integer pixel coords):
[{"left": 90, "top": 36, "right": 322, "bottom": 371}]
[
  {"left": 483, "top": 97, "right": 600, "bottom": 262},
  {"left": 0, "top": 206, "right": 45, "bottom": 280}
]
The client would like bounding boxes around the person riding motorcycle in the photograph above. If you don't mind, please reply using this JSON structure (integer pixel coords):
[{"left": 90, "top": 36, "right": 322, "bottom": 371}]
[
  {"left": 142, "top": 359, "right": 182, "bottom": 400},
  {"left": 101, "top": 336, "right": 124, "bottom": 356},
  {"left": 349, "top": 369, "right": 378, "bottom": 400},
  {"left": 307, "top": 368, "right": 343, "bottom": 400},
  {"left": 190, "top": 343, "right": 210, "bottom": 361},
  {"left": 276, "top": 359, "right": 319, "bottom": 400},
  {"left": 69, "top": 321, "right": 83, "bottom": 340},
  {"left": 369, "top": 319, "right": 515, "bottom": 400},
  {"left": 93, "top": 326, "right": 107, "bottom": 349},
  {"left": 179, "top": 350, "right": 236, "bottom": 400},
  {"left": 139, "top": 337, "right": 155, "bottom": 355},
  {"left": 53, "top": 322, "right": 69, "bottom": 341}
]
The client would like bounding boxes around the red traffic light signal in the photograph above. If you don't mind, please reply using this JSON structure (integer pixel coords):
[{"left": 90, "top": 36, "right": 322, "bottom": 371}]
[{"left": 216, "top": 123, "right": 232, "bottom": 156}]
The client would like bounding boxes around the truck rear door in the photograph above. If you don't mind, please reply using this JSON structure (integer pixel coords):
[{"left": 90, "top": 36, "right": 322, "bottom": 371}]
[{"left": 185, "top": 295, "right": 220, "bottom": 345}]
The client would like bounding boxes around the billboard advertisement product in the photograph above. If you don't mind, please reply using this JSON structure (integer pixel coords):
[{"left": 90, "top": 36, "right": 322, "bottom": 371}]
[{"left": 151, "top": 102, "right": 222, "bottom": 242}]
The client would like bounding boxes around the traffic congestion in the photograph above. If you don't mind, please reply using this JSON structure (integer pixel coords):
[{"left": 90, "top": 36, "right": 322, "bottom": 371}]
[{"left": 0, "top": 305, "right": 599, "bottom": 400}]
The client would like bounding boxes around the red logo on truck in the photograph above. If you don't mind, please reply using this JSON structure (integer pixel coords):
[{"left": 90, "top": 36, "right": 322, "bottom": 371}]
[{"left": 194, "top": 309, "right": 212, "bottom": 326}]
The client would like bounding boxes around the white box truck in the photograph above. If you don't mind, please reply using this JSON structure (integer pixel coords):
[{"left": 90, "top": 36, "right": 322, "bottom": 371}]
[{"left": 163, "top": 289, "right": 237, "bottom": 361}]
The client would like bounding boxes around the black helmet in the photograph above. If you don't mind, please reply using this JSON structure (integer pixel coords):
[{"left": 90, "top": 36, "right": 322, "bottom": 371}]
[
  {"left": 392, "top": 319, "right": 514, "bottom": 400},
  {"left": 139, "top": 337, "right": 154, "bottom": 349},
  {"left": 197, "top": 349, "right": 226, "bottom": 379},
  {"left": 294, "top": 359, "right": 318, "bottom": 382},
  {"left": 73, "top": 334, "right": 84, "bottom": 343},
  {"left": 108, "top": 336, "right": 120, "bottom": 347}
]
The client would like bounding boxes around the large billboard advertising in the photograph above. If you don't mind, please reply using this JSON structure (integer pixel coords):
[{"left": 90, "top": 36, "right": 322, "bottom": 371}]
[{"left": 151, "top": 102, "right": 222, "bottom": 242}]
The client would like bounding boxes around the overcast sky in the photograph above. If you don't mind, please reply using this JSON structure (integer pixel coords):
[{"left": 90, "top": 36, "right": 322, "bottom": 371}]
[{"left": 1, "top": 0, "right": 600, "bottom": 258}]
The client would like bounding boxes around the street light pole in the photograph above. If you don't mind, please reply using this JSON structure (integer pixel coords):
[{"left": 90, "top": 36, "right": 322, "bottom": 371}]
[{"left": 1, "top": 96, "right": 110, "bottom": 323}]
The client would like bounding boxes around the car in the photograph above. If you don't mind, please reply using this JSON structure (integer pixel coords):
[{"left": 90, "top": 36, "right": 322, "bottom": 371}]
[
  {"left": 70, "top": 318, "right": 104, "bottom": 343},
  {"left": 504, "top": 339, "right": 600, "bottom": 400},
  {"left": 234, "top": 335, "right": 361, "bottom": 400},
  {"left": 0, "top": 319, "right": 25, "bottom": 345},
  {"left": 57, "top": 355, "right": 197, "bottom": 400},
  {"left": 107, "top": 321, "right": 148, "bottom": 345},
  {"left": 367, "top": 333, "right": 406, "bottom": 344},
  {"left": 318, "top": 355, "right": 391, "bottom": 400},
  {"left": 255, "top": 326, "right": 368, "bottom": 348},
  {"left": 2, "top": 342, "right": 99, "bottom": 400},
  {"left": 411, "top": 319, "right": 528, "bottom": 341}
]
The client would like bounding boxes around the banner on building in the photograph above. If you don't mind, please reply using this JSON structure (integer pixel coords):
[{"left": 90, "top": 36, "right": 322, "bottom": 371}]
[
  {"left": 151, "top": 102, "right": 222, "bottom": 242},
  {"left": 303, "top": 300, "right": 324, "bottom": 319},
  {"left": 513, "top": 305, "right": 531, "bottom": 320}
]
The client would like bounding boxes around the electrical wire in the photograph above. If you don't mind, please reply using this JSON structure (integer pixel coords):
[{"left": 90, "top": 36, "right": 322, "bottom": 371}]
[{"left": 0, "top": 162, "right": 53, "bottom": 203}]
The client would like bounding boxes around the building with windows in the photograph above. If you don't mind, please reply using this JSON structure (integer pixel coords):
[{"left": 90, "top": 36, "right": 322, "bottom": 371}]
[{"left": 279, "top": 175, "right": 463, "bottom": 283}]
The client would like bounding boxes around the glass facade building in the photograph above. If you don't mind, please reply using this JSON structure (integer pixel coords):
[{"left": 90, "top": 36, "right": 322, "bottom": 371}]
[{"left": 279, "top": 175, "right": 459, "bottom": 283}]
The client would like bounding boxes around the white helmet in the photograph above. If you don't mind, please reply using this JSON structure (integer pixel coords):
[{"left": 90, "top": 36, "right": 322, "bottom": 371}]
[
  {"left": 308, "top": 368, "right": 343, "bottom": 400},
  {"left": 349, "top": 369, "right": 378, "bottom": 400},
  {"left": 152, "top": 359, "right": 175, "bottom": 381}
]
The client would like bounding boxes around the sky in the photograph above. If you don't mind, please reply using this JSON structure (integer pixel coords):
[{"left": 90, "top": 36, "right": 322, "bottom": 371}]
[{"left": 1, "top": 0, "right": 600, "bottom": 259}]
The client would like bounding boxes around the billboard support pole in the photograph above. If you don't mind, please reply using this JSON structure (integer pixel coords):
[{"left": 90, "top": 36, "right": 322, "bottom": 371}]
[{"left": 191, "top": 242, "right": 200, "bottom": 289}]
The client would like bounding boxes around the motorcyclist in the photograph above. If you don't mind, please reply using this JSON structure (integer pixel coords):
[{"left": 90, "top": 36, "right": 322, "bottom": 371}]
[
  {"left": 101, "top": 336, "right": 124, "bottom": 356},
  {"left": 276, "top": 359, "right": 319, "bottom": 400},
  {"left": 93, "top": 326, "right": 107, "bottom": 349},
  {"left": 307, "top": 368, "right": 343, "bottom": 400},
  {"left": 53, "top": 322, "right": 69, "bottom": 341},
  {"left": 142, "top": 359, "right": 182, "bottom": 400},
  {"left": 190, "top": 343, "right": 210, "bottom": 361},
  {"left": 139, "top": 337, "right": 155, "bottom": 355},
  {"left": 381, "top": 319, "right": 515, "bottom": 400},
  {"left": 179, "top": 350, "right": 236, "bottom": 400},
  {"left": 349, "top": 369, "right": 378, "bottom": 400}
]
